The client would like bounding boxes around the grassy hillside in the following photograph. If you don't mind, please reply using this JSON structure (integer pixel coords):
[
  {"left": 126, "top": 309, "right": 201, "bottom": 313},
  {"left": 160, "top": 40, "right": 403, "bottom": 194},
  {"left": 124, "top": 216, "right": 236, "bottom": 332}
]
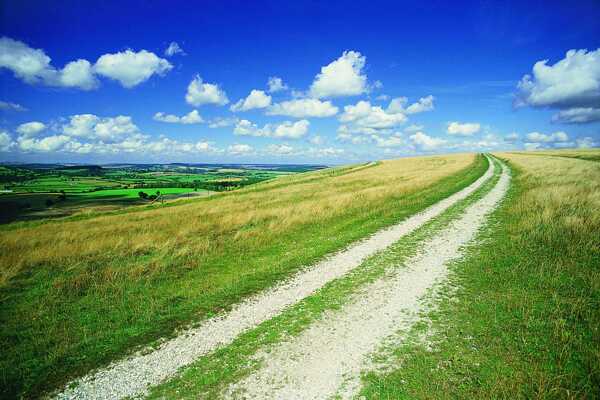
[
  {"left": 0, "top": 154, "right": 486, "bottom": 398},
  {"left": 359, "top": 150, "right": 600, "bottom": 399}
]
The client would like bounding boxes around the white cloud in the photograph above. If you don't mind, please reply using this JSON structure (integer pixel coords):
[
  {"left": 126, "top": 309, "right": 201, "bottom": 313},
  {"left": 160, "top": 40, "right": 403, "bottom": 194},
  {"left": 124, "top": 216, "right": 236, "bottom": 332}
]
[
  {"left": 576, "top": 136, "right": 598, "bottom": 148},
  {"left": 164, "top": 42, "right": 185, "bottom": 57},
  {"left": 94, "top": 49, "right": 172, "bottom": 88},
  {"left": 62, "top": 114, "right": 139, "bottom": 142},
  {"left": 16, "top": 121, "right": 46, "bottom": 137},
  {"left": 525, "top": 131, "right": 569, "bottom": 143},
  {"left": 309, "top": 135, "right": 324, "bottom": 145},
  {"left": 267, "top": 98, "right": 338, "bottom": 118},
  {"left": 0, "top": 130, "right": 13, "bottom": 151},
  {"left": 230, "top": 89, "right": 272, "bottom": 112},
  {"left": 0, "top": 37, "right": 98, "bottom": 90},
  {"left": 405, "top": 95, "right": 435, "bottom": 114},
  {"left": 309, "top": 51, "right": 368, "bottom": 98},
  {"left": 185, "top": 75, "right": 229, "bottom": 107},
  {"left": 0, "top": 100, "right": 26, "bottom": 112},
  {"left": 234, "top": 119, "right": 310, "bottom": 139},
  {"left": 447, "top": 121, "right": 481, "bottom": 136},
  {"left": 208, "top": 116, "right": 239, "bottom": 128},
  {"left": 504, "top": 132, "right": 519, "bottom": 142},
  {"left": 404, "top": 124, "right": 424, "bottom": 133},
  {"left": 228, "top": 143, "right": 253, "bottom": 155},
  {"left": 268, "top": 76, "right": 288, "bottom": 92},
  {"left": 376, "top": 94, "right": 390, "bottom": 101},
  {"left": 551, "top": 107, "right": 600, "bottom": 124},
  {"left": 516, "top": 48, "right": 600, "bottom": 109},
  {"left": 307, "top": 146, "right": 345, "bottom": 157},
  {"left": 267, "top": 143, "right": 295, "bottom": 155},
  {"left": 409, "top": 131, "right": 446, "bottom": 151},
  {"left": 153, "top": 110, "right": 203, "bottom": 124},
  {"left": 374, "top": 133, "right": 404, "bottom": 148},
  {"left": 339, "top": 100, "right": 406, "bottom": 132},
  {"left": 18, "top": 134, "right": 71, "bottom": 152}
]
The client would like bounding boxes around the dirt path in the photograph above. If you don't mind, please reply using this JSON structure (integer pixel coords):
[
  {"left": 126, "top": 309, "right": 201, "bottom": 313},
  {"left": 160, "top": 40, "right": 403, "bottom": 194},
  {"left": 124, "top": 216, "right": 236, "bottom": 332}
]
[
  {"left": 55, "top": 159, "right": 494, "bottom": 400},
  {"left": 224, "top": 162, "right": 510, "bottom": 400}
]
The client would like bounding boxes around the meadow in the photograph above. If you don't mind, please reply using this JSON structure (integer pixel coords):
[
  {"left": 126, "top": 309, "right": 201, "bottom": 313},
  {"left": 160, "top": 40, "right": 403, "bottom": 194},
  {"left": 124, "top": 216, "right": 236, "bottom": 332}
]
[{"left": 0, "top": 153, "right": 485, "bottom": 398}]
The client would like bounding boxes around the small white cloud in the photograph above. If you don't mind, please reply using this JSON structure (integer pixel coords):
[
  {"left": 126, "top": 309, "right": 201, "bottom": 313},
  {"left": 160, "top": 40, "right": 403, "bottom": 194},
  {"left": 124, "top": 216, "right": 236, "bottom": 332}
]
[
  {"left": 447, "top": 121, "right": 481, "bottom": 136},
  {"left": 340, "top": 100, "right": 406, "bottom": 131},
  {"left": 504, "top": 132, "right": 519, "bottom": 142},
  {"left": 267, "top": 76, "right": 288, "bottom": 92},
  {"left": 0, "top": 100, "right": 27, "bottom": 112},
  {"left": 404, "top": 124, "right": 424, "bottom": 133},
  {"left": 16, "top": 121, "right": 46, "bottom": 137},
  {"left": 374, "top": 133, "right": 404, "bottom": 148},
  {"left": 18, "top": 134, "right": 71, "bottom": 152},
  {"left": 234, "top": 119, "right": 310, "bottom": 139},
  {"left": 62, "top": 114, "right": 139, "bottom": 142},
  {"left": 552, "top": 107, "right": 600, "bottom": 124},
  {"left": 94, "top": 49, "right": 172, "bottom": 88},
  {"left": 0, "top": 130, "right": 14, "bottom": 151},
  {"left": 525, "top": 131, "right": 569, "bottom": 143},
  {"left": 267, "top": 98, "right": 338, "bottom": 118},
  {"left": 164, "top": 42, "right": 185, "bottom": 57},
  {"left": 185, "top": 75, "right": 229, "bottom": 107},
  {"left": 376, "top": 94, "right": 390, "bottom": 101},
  {"left": 228, "top": 143, "right": 253, "bottom": 155},
  {"left": 405, "top": 95, "right": 435, "bottom": 114},
  {"left": 309, "top": 51, "right": 368, "bottom": 98},
  {"left": 267, "top": 143, "right": 295, "bottom": 155},
  {"left": 309, "top": 135, "right": 324, "bottom": 145},
  {"left": 410, "top": 131, "right": 446, "bottom": 151},
  {"left": 576, "top": 136, "right": 598, "bottom": 148},
  {"left": 230, "top": 89, "right": 272, "bottom": 112},
  {"left": 153, "top": 110, "right": 203, "bottom": 124},
  {"left": 208, "top": 117, "right": 239, "bottom": 128}
]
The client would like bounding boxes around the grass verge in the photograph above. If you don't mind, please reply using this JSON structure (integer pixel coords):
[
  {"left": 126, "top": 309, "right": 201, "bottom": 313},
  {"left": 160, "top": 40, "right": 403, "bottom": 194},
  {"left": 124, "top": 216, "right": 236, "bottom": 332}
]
[{"left": 359, "top": 153, "right": 600, "bottom": 399}]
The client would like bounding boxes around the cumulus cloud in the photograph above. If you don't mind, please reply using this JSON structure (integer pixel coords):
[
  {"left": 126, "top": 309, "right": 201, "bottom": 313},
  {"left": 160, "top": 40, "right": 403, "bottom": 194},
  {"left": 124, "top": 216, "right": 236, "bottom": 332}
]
[
  {"left": 153, "top": 110, "right": 203, "bottom": 124},
  {"left": 94, "top": 49, "right": 172, "bottom": 88},
  {"left": 387, "top": 96, "right": 435, "bottom": 115},
  {"left": 525, "top": 131, "right": 569, "bottom": 143},
  {"left": 234, "top": 119, "right": 310, "bottom": 139},
  {"left": 0, "top": 37, "right": 98, "bottom": 90},
  {"left": 306, "top": 146, "right": 345, "bottom": 157},
  {"left": 374, "top": 133, "right": 404, "bottom": 148},
  {"left": 268, "top": 76, "right": 288, "bottom": 92},
  {"left": 404, "top": 124, "right": 424, "bottom": 133},
  {"left": 185, "top": 75, "right": 229, "bottom": 107},
  {"left": 410, "top": 131, "right": 447, "bottom": 151},
  {"left": 516, "top": 48, "right": 600, "bottom": 124},
  {"left": 576, "top": 136, "right": 598, "bottom": 148},
  {"left": 228, "top": 143, "right": 253, "bottom": 155},
  {"left": 62, "top": 114, "right": 139, "bottom": 142},
  {"left": 267, "top": 98, "right": 338, "bottom": 118},
  {"left": 309, "top": 51, "right": 368, "bottom": 98},
  {"left": 208, "top": 116, "right": 239, "bottom": 128},
  {"left": 504, "top": 132, "right": 519, "bottom": 142},
  {"left": 16, "top": 121, "right": 46, "bottom": 137},
  {"left": 551, "top": 107, "right": 600, "bottom": 124},
  {"left": 0, "top": 130, "right": 13, "bottom": 151},
  {"left": 230, "top": 89, "right": 272, "bottom": 112},
  {"left": 18, "top": 134, "right": 71, "bottom": 152},
  {"left": 309, "top": 135, "right": 324, "bottom": 145},
  {"left": 267, "top": 143, "right": 295, "bottom": 155},
  {"left": 446, "top": 121, "right": 481, "bottom": 136},
  {"left": 0, "top": 100, "right": 27, "bottom": 112},
  {"left": 339, "top": 100, "right": 406, "bottom": 134},
  {"left": 164, "top": 42, "right": 185, "bottom": 57}
]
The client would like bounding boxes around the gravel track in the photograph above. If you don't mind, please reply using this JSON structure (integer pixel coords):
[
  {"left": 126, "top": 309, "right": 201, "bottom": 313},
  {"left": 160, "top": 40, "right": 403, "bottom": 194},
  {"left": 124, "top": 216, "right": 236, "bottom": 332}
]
[
  {"left": 54, "top": 158, "right": 494, "bottom": 400},
  {"left": 224, "top": 161, "right": 510, "bottom": 400}
]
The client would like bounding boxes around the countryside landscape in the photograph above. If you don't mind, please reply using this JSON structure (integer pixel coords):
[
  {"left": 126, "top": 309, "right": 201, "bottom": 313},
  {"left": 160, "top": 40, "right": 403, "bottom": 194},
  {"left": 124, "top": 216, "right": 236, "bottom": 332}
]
[{"left": 1, "top": 2, "right": 599, "bottom": 399}]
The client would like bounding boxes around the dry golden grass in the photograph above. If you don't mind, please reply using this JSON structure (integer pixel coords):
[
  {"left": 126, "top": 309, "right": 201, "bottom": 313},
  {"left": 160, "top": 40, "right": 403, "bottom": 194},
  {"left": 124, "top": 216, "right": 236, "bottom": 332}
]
[{"left": 0, "top": 154, "right": 474, "bottom": 287}]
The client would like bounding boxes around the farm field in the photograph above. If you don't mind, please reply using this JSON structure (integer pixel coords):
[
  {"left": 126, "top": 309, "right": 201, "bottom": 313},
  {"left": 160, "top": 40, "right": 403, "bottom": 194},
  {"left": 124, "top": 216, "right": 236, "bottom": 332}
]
[{"left": 0, "top": 163, "right": 322, "bottom": 223}]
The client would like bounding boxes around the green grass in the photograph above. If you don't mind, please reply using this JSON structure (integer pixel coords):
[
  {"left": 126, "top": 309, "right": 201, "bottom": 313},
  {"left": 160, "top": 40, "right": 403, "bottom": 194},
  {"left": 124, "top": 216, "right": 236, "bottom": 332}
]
[
  {"left": 0, "top": 155, "right": 487, "bottom": 399},
  {"left": 145, "top": 157, "right": 503, "bottom": 399},
  {"left": 358, "top": 153, "right": 600, "bottom": 399}
]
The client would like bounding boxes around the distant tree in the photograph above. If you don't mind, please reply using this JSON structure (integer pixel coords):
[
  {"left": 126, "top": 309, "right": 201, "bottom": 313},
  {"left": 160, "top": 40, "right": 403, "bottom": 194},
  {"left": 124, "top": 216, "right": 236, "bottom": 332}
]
[
  {"left": 148, "top": 194, "right": 157, "bottom": 201},
  {"left": 156, "top": 190, "right": 161, "bottom": 196},
  {"left": 45, "top": 199, "right": 54, "bottom": 207},
  {"left": 138, "top": 191, "right": 148, "bottom": 199},
  {"left": 58, "top": 190, "right": 67, "bottom": 201}
]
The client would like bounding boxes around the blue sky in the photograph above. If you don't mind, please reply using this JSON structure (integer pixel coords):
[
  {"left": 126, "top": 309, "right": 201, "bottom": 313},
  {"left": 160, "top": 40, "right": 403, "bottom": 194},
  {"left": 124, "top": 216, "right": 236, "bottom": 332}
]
[{"left": 1, "top": 0, "right": 599, "bottom": 164}]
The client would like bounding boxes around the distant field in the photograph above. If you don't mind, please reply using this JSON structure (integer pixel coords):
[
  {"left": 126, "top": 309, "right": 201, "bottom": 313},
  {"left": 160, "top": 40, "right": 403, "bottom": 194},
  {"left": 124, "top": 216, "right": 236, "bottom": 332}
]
[
  {"left": 0, "top": 163, "right": 318, "bottom": 223},
  {"left": 0, "top": 153, "right": 486, "bottom": 398}
]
